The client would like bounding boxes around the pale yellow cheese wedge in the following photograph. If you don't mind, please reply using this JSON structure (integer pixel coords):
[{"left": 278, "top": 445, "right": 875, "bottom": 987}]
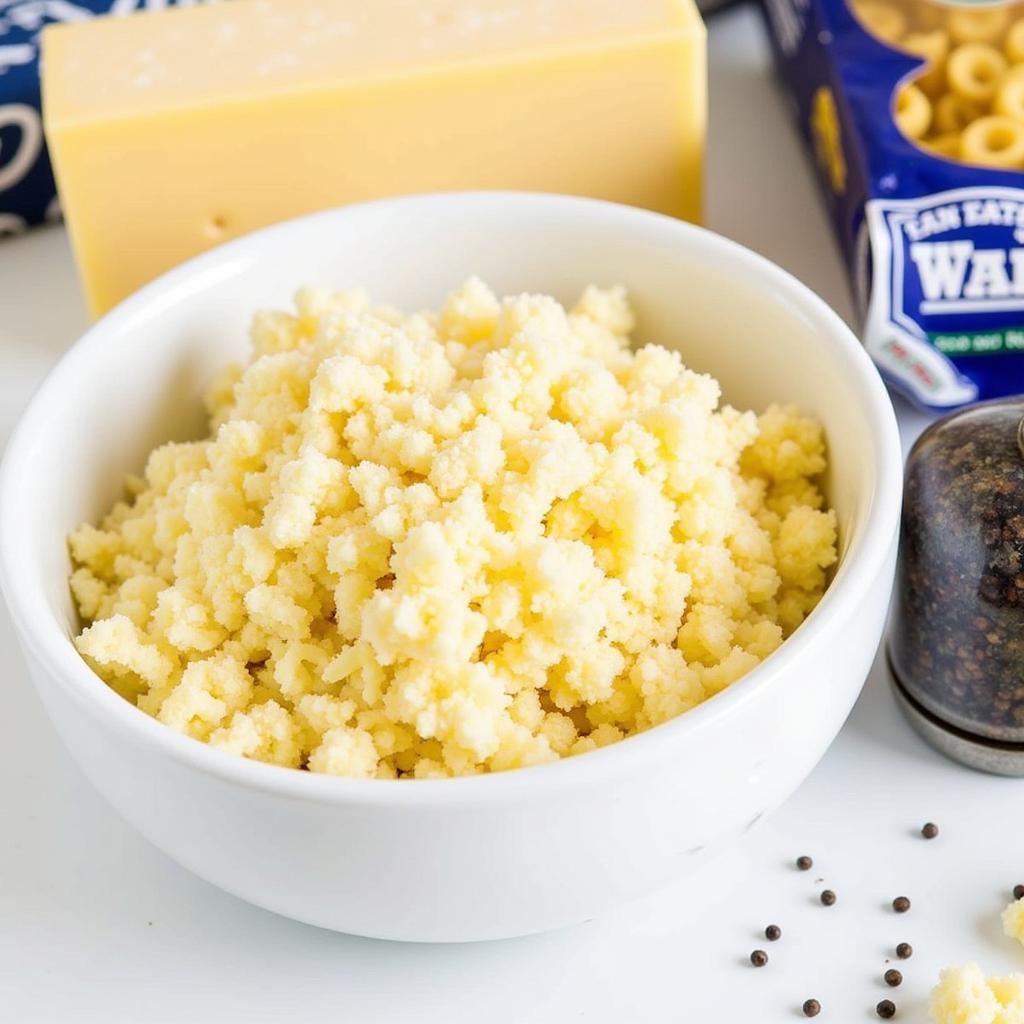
[{"left": 42, "top": 0, "right": 705, "bottom": 317}]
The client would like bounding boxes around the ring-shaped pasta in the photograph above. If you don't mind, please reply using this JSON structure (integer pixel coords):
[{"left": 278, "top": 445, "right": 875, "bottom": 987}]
[
  {"left": 948, "top": 6, "right": 1010, "bottom": 45},
  {"left": 961, "top": 114, "right": 1024, "bottom": 168},
  {"left": 902, "top": 29, "right": 950, "bottom": 95},
  {"left": 933, "top": 91, "right": 984, "bottom": 133},
  {"left": 902, "top": 28, "right": 949, "bottom": 62},
  {"left": 995, "top": 73, "right": 1024, "bottom": 121},
  {"left": 946, "top": 42, "right": 1008, "bottom": 104},
  {"left": 1007, "top": 20, "right": 1024, "bottom": 64},
  {"left": 908, "top": 0, "right": 947, "bottom": 31},
  {"left": 895, "top": 82, "right": 933, "bottom": 139},
  {"left": 853, "top": 0, "right": 907, "bottom": 44},
  {"left": 918, "top": 133, "right": 962, "bottom": 159}
]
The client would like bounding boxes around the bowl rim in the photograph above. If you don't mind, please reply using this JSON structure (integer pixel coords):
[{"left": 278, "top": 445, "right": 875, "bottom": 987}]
[{"left": 0, "top": 190, "right": 903, "bottom": 807}]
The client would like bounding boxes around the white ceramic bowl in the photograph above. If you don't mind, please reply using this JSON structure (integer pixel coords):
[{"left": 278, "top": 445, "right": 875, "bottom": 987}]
[{"left": 0, "top": 193, "right": 902, "bottom": 942}]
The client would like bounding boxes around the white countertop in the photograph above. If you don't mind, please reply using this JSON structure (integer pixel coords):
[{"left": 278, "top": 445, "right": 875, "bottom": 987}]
[{"left": 0, "top": 6, "right": 1017, "bottom": 1022}]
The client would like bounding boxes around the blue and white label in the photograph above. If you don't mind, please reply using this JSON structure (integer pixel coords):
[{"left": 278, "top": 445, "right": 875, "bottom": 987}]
[{"left": 864, "top": 186, "right": 1024, "bottom": 409}]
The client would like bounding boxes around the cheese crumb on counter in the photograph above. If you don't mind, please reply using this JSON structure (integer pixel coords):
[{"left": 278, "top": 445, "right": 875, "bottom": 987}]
[
  {"left": 69, "top": 279, "right": 837, "bottom": 778},
  {"left": 1004, "top": 897, "right": 1024, "bottom": 946},
  {"left": 930, "top": 963, "right": 1024, "bottom": 1024}
]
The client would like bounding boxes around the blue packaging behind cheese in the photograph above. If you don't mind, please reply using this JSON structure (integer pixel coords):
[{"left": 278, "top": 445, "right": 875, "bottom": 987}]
[
  {"left": 0, "top": 0, "right": 218, "bottom": 237},
  {"left": 763, "top": 0, "right": 1024, "bottom": 409}
]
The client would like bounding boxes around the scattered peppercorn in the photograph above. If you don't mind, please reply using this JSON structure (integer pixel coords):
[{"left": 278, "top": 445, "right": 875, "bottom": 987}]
[
  {"left": 885, "top": 969, "right": 903, "bottom": 987},
  {"left": 765, "top": 924, "right": 781, "bottom": 941},
  {"left": 876, "top": 999, "right": 896, "bottom": 1019},
  {"left": 921, "top": 822, "right": 939, "bottom": 839},
  {"left": 892, "top": 896, "right": 911, "bottom": 913},
  {"left": 750, "top": 949, "right": 768, "bottom": 967},
  {"left": 797, "top": 855, "right": 813, "bottom": 871},
  {"left": 803, "top": 999, "right": 821, "bottom": 1018},
  {"left": 820, "top": 889, "right": 836, "bottom": 906},
  {"left": 896, "top": 943, "right": 913, "bottom": 959},
  {"left": 1014, "top": 884, "right": 1024, "bottom": 901}
]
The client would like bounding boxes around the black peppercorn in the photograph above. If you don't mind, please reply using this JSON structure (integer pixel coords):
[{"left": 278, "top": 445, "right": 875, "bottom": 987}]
[
  {"left": 885, "top": 969, "right": 903, "bottom": 987},
  {"left": 921, "top": 822, "right": 939, "bottom": 839},
  {"left": 820, "top": 889, "right": 836, "bottom": 906},
  {"left": 876, "top": 999, "right": 896, "bottom": 1019},
  {"left": 765, "top": 924, "right": 781, "bottom": 941},
  {"left": 896, "top": 942, "right": 913, "bottom": 959},
  {"left": 750, "top": 949, "right": 768, "bottom": 967},
  {"left": 803, "top": 999, "right": 821, "bottom": 1018},
  {"left": 892, "top": 896, "right": 911, "bottom": 913},
  {"left": 797, "top": 855, "right": 813, "bottom": 871},
  {"left": 1014, "top": 884, "right": 1024, "bottom": 901}
]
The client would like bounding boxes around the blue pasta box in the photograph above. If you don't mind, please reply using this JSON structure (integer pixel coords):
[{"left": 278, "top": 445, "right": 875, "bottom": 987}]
[
  {"left": 762, "top": 0, "right": 1024, "bottom": 409},
  {"left": 0, "top": 0, "right": 218, "bottom": 237}
]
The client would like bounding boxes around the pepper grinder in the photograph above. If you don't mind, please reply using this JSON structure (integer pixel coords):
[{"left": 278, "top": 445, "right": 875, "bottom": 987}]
[{"left": 890, "top": 397, "right": 1024, "bottom": 774}]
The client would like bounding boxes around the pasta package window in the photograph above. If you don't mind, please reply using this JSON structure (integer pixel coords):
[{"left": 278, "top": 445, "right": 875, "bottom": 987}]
[{"left": 763, "top": 0, "right": 1024, "bottom": 409}]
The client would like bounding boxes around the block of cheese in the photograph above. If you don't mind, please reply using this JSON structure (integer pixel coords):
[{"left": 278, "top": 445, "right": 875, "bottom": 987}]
[{"left": 42, "top": 0, "right": 705, "bottom": 317}]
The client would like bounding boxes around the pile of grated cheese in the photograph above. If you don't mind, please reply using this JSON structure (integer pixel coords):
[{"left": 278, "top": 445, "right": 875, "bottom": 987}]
[{"left": 69, "top": 279, "right": 837, "bottom": 778}]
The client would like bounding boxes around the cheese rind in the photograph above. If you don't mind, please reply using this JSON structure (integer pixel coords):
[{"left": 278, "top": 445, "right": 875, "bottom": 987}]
[{"left": 42, "top": 0, "right": 705, "bottom": 317}]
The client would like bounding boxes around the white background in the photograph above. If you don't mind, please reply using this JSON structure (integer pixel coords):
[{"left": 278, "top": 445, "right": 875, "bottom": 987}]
[{"left": 1, "top": 6, "right": 1021, "bottom": 1022}]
